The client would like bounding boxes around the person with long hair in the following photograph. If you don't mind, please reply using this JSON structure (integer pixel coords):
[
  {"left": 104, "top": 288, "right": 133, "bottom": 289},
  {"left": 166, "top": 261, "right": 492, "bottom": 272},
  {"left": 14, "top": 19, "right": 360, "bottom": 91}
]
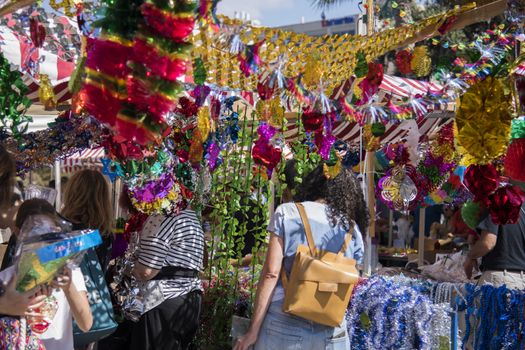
[
  {"left": 9, "top": 199, "right": 92, "bottom": 350},
  {"left": 0, "top": 145, "right": 48, "bottom": 320},
  {"left": 61, "top": 169, "right": 114, "bottom": 271},
  {"left": 235, "top": 163, "right": 368, "bottom": 350}
]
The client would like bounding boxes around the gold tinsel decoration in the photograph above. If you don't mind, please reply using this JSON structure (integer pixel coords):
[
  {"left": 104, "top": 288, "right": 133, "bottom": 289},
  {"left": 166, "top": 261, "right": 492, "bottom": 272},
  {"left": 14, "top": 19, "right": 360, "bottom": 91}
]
[
  {"left": 302, "top": 53, "right": 324, "bottom": 88},
  {"left": 411, "top": 46, "right": 431, "bottom": 77},
  {"left": 190, "top": 4, "right": 475, "bottom": 92},
  {"left": 38, "top": 74, "right": 57, "bottom": 110},
  {"left": 256, "top": 97, "right": 285, "bottom": 127},
  {"left": 197, "top": 107, "right": 212, "bottom": 142},
  {"left": 455, "top": 77, "right": 511, "bottom": 165}
]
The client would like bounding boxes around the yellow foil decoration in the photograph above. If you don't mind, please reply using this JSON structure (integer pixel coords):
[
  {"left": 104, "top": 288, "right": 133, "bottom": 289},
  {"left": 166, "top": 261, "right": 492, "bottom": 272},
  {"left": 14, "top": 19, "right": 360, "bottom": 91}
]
[
  {"left": 197, "top": 107, "right": 212, "bottom": 142},
  {"left": 456, "top": 77, "right": 511, "bottom": 165},
  {"left": 411, "top": 46, "right": 431, "bottom": 77},
  {"left": 38, "top": 74, "right": 57, "bottom": 110},
  {"left": 189, "top": 131, "right": 204, "bottom": 164},
  {"left": 256, "top": 97, "right": 285, "bottom": 127},
  {"left": 364, "top": 124, "right": 381, "bottom": 152},
  {"left": 302, "top": 53, "right": 324, "bottom": 88}
]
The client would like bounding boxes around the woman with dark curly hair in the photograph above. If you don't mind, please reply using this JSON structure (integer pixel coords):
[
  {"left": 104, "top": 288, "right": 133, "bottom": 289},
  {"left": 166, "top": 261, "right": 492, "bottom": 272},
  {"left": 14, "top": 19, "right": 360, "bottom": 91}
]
[{"left": 235, "top": 163, "right": 368, "bottom": 350}]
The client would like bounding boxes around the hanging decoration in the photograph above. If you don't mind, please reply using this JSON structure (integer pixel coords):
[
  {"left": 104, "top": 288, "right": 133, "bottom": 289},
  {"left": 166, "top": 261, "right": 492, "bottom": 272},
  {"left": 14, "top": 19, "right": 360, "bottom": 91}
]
[
  {"left": 377, "top": 165, "right": 419, "bottom": 212},
  {"left": 410, "top": 45, "right": 432, "bottom": 77},
  {"left": 395, "top": 49, "right": 413, "bottom": 75},
  {"left": 455, "top": 77, "right": 511, "bottom": 165},
  {"left": 4, "top": 112, "right": 102, "bottom": 173},
  {"left": 0, "top": 52, "right": 32, "bottom": 143},
  {"left": 461, "top": 200, "right": 483, "bottom": 229},
  {"left": 38, "top": 74, "right": 58, "bottom": 111},
  {"left": 251, "top": 123, "right": 282, "bottom": 176},
  {"left": 487, "top": 185, "right": 525, "bottom": 225}
]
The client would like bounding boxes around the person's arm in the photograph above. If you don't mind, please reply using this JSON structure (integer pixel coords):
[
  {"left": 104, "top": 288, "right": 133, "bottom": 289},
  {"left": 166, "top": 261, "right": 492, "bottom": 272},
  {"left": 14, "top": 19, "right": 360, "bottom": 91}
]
[
  {"left": 132, "top": 263, "right": 160, "bottom": 281},
  {"left": 131, "top": 215, "right": 171, "bottom": 281},
  {"left": 0, "top": 277, "right": 47, "bottom": 317},
  {"left": 467, "top": 231, "right": 497, "bottom": 260},
  {"left": 53, "top": 268, "right": 93, "bottom": 332},
  {"left": 463, "top": 231, "right": 497, "bottom": 279},
  {"left": 234, "top": 233, "right": 284, "bottom": 350}
]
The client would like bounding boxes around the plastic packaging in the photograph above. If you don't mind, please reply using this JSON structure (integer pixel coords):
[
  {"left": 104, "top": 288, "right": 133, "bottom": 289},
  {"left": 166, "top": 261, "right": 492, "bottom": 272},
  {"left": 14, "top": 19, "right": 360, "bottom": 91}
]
[{"left": 14, "top": 215, "right": 102, "bottom": 292}]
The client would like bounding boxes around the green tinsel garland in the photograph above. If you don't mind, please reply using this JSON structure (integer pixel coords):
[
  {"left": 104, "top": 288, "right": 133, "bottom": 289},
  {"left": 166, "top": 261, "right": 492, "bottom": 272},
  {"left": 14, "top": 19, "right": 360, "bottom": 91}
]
[{"left": 0, "top": 53, "right": 32, "bottom": 142}]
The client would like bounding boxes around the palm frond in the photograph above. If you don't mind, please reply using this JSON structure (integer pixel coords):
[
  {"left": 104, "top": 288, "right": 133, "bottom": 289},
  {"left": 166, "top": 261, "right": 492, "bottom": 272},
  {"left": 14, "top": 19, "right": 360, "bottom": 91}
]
[{"left": 310, "top": 0, "right": 351, "bottom": 9}]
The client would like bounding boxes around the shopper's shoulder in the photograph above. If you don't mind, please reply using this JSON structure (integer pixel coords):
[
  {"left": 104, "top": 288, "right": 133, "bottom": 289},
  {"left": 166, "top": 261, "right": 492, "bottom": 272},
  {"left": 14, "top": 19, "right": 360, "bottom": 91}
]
[{"left": 275, "top": 202, "right": 298, "bottom": 216}]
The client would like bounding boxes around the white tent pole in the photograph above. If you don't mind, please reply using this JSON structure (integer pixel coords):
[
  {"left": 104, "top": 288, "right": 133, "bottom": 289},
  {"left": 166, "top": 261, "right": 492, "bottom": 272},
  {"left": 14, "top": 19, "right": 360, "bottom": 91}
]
[
  {"left": 418, "top": 207, "right": 426, "bottom": 267},
  {"left": 54, "top": 159, "right": 61, "bottom": 210}
]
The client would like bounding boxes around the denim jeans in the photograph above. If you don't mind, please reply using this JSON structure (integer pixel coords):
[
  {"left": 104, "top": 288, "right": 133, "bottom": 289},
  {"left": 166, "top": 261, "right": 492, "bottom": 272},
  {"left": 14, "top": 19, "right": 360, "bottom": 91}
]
[{"left": 254, "top": 300, "right": 350, "bottom": 350}]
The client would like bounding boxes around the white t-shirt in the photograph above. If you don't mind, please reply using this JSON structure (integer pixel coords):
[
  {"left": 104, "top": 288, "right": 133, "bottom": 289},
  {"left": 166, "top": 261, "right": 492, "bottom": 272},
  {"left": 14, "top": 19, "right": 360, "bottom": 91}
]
[{"left": 40, "top": 267, "right": 87, "bottom": 350}]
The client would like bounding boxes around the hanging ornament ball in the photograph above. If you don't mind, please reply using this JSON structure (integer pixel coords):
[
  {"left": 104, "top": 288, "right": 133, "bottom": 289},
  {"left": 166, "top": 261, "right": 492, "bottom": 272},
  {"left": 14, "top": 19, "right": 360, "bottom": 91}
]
[
  {"left": 461, "top": 200, "right": 482, "bottom": 230},
  {"left": 411, "top": 46, "right": 431, "bottom": 77},
  {"left": 504, "top": 138, "right": 525, "bottom": 182},
  {"left": 463, "top": 163, "right": 500, "bottom": 202},
  {"left": 371, "top": 122, "right": 386, "bottom": 137}
]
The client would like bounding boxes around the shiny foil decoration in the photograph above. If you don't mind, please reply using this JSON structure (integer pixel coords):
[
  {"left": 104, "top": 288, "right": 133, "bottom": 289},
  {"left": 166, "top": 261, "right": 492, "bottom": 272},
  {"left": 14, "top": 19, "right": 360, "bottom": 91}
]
[
  {"left": 256, "top": 98, "right": 284, "bottom": 127},
  {"left": 378, "top": 165, "right": 418, "bottom": 211},
  {"left": 463, "top": 164, "right": 500, "bottom": 203},
  {"left": 488, "top": 185, "right": 525, "bottom": 225},
  {"left": 456, "top": 77, "right": 511, "bottom": 165},
  {"left": 302, "top": 54, "right": 323, "bottom": 88},
  {"left": 411, "top": 46, "right": 431, "bottom": 77},
  {"left": 395, "top": 49, "right": 412, "bottom": 75},
  {"left": 504, "top": 138, "right": 525, "bottom": 182},
  {"left": 38, "top": 74, "right": 57, "bottom": 111}
]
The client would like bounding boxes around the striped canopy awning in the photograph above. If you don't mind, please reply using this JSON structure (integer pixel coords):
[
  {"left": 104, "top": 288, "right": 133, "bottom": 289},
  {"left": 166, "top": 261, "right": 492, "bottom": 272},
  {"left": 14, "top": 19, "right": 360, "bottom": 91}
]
[
  {"left": 60, "top": 147, "right": 105, "bottom": 173},
  {"left": 0, "top": 12, "right": 78, "bottom": 105},
  {"left": 284, "top": 116, "right": 452, "bottom": 145}
]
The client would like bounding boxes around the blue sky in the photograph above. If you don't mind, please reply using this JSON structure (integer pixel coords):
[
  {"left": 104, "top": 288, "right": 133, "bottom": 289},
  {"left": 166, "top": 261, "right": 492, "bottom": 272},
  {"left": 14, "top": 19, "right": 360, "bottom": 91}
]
[{"left": 216, "top": 0, "right": 361, "bottom": 27}]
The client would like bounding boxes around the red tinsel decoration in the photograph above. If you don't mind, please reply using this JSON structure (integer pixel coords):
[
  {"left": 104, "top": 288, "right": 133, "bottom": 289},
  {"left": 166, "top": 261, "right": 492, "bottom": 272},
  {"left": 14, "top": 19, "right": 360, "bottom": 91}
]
[
  {"left": 85, "top": 38, "right": 132, "bottom": 78},
  {"left": 463, "top": 164, "right": 500, "bottom": 203},
  {"left": 29, "top": 17, "right": 46, "bottom": 48},
  {"left": 101, "top": 134, "right": 146, "bottom": 160},
  {"left": 177, "top": 97, "right": 199, "bottom": 117},
  {"left": 141, "top": 3, "right": 195, "bottom": 42},
  {"left": 133, "top": 39, "right": 189, "bottom": 82},
  {"left": 126, "top": 76, "right": 177, "bottom": 123},
  {"left": 252, "top": 138, "right": 282, "bottom": 172},
  {"left": 505, "top": 138, "right": 525, "bottom": 182},
  {"left": 81, "top": 84, "right": 122, "bottom": 127},
  {"left": 395, "top": 50, "right": 413, "bottom": 75},
  {"left": 488, "top": 185, "right": 525, "bottom": 225},
  {"left": 302, "top": 110, "right": 325, "bottom": 132},
  {"left": 366, "top": 61, "right": 384, "bottom": 88},
  {"left": 257, "top": 81, "right": 275, "bottom": 101}
]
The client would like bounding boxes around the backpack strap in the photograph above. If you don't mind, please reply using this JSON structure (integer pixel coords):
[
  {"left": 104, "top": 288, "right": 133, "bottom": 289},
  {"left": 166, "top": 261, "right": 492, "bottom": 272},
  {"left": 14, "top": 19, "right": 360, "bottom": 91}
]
[
  {"left": 338, "top": 226, "right": 354, "bottom": 257},
  {"left": 281, "top": 203, "right": 316, "bottom": 290},
  {"left": 295, "top": 203, "right": 318, "bottom": 256}
]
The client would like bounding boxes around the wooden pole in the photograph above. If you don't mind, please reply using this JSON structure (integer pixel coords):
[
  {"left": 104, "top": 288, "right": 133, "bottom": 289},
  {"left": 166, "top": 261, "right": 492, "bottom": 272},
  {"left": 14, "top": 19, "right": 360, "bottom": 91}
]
[
  {"left": 388, "top": 209, "right": 394, "bottom": 247},
  {"left": 418, "top": 207, "right": 426, "bottom": 267},
  {"left": 363, "top": 2, "right": 376, "bottom": 276}
]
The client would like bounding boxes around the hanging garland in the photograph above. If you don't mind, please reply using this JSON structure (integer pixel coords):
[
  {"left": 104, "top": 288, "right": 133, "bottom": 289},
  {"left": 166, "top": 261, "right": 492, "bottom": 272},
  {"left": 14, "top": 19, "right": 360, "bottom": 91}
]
[{"left": 0, "top": 52, "right": 32, "bottom": 143}]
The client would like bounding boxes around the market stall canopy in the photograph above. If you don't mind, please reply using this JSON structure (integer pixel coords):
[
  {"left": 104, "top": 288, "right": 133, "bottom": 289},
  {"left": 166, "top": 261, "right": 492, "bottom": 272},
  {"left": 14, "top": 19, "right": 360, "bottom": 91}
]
[
  {"left": 60, "top": 146, "right": 104, "bottom": 173},
  {"left": 0, "top": 10, "right": 78, "bottom": 108}
]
